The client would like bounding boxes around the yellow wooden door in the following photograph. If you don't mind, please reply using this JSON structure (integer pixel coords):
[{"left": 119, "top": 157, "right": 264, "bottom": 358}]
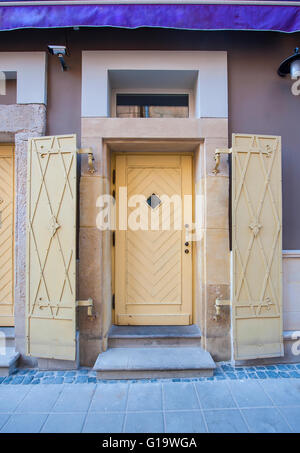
[
  {"left": 115, "top": 154, "right": 193, "bottom": 325},
  {"left": 26, "top": 135, "right": 77, "bottom": 360},
  {"left": 232, "top": 134, "right": 283, "bottom": 360},
  {"left": 0, "top": 145, "right": 14, "bottom": 327}
]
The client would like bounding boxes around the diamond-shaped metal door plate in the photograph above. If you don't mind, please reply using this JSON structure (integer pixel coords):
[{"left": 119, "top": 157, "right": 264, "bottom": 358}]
[{"left": 146, "top": 193, "right": 162, "bottom": 210}]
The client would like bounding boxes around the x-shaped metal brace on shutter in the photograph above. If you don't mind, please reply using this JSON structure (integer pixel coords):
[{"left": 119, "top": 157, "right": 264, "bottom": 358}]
[{"left": 78, "top": 148, "right": 96, "bottom": 174}]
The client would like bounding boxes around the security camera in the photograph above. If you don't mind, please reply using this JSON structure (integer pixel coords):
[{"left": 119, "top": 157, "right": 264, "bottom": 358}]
[
  {"left": 47, "top": 45, "right": 69, "bottom": 71},
  {"left": 48, "top": 45, "right": 67, "bottom": 56}
]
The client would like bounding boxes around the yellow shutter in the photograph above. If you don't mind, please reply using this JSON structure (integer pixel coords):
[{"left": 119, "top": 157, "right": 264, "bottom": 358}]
[
  {"left": 232, "top": 133, "right": 283, "bottom": 360},
  {"left": 0, "top": 145, "right": 14, "bottom": 326},
  {"left": 26, "top": 135, "right": 77, "bottom": 360}
]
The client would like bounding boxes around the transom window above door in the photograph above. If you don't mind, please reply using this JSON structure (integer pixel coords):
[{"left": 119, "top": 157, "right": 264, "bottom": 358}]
[
  {"left": 109, "top": 69, "right": 197, "bottom": 118},
  {"left": 116, "top": 93, "right": 189, "bottom": 118}
]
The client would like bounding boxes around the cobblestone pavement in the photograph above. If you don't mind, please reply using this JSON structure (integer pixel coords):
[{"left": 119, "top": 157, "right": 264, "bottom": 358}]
[
  {"left": 1, "top": 363, "right": 300, "bottom": 385},
  {"left": 0, "top": 376, "right": 299, "bottom": 432}
]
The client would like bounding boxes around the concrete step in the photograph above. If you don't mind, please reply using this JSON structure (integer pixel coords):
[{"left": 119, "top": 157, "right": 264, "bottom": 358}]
[
  {"left": 108, "top": 325, "right": 202, "bottom": 348},
  {"left": 0, "top": 327, "right": 15, "bottom": 348},
  {"left": 0, "top": 348, "right": 20, "bottom": 377},
  {"left": 93, "top": 347, "right": 216, "bottom": 379}
]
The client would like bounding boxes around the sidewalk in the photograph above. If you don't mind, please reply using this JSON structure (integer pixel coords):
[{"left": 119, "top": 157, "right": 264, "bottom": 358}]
[{"left": 0, "top": 368, "right": 300, "bottom": 433}]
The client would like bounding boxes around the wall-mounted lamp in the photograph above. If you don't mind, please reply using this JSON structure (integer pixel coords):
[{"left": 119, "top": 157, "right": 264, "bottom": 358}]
[
  {"left": 48, "top": 45, "right": 69, "bottom": 72},
  {"left": 278, "top": 47, "right": 300, "bottom": 79}
]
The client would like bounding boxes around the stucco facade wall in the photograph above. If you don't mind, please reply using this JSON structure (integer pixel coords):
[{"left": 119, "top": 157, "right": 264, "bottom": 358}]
[{"left": 1, "top": 27, "right": 298, "bottom": 248}]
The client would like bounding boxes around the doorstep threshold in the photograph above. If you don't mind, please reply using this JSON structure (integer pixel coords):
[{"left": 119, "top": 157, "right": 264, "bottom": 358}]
[{"left": 108, "top": 324, "right": 202, "bottom": 339}]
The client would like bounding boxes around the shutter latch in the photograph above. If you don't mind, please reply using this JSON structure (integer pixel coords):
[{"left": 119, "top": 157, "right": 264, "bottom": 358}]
[
  {"left": 78, "top": 147, "right": 96, "bottom": 174},
  {"left": 76, "top": 298, "right": 94, "bottom": 317},
  {"left": 213, "top": 298, "right": 231, "bottom": 321},
  {"left": 213, "top": 148, "right": 232, "bottom": 175}
]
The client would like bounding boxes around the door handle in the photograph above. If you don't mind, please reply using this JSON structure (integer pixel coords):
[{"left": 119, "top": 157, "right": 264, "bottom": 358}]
[{"left": 184, "top": 224, "right": 191, "bottom": 254}]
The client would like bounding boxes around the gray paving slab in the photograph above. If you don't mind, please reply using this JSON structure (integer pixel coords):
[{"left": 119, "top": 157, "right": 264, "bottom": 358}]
[
  {"left": 227, "top": 380, "right": 274, "bottom": 407},
  {"left": 127, "top": 383, "right": 162, "bottom": 411},
  {"left": 124, "top": 411, "right": 164, "bottom": 433},
  {"left": 0, "top": 376, "right": 299, "bottom": 433},
  {"left": 164, "top": 410, "right": 207, "bottom": 433},
  {"left": 83, "top": 413, "right": 125, "bottom": 433},
  {"left": 278, "top": 406, "right": 300, "bottom": 433},
  {"left": 0, "top": 414, "right": 10, "bottom": 430},
  {"left": 0, "top": 385, "right": 31, "bottom": 412},
  {"left": 90, "top": 383, "right": 129, "bottom": 412},
  {"left": 41, "top": 413, "right": 86, "bottom": 433},
  {"left": 0, "top": 414, "right": 48, "bottom": 433},
  {"left": 195, "top": 381, "right": 236, "bottom": 409},
  {"left": 52, "top": 384, "right": 96, "bottom": 412},
  {"left": 260, "top": 379, "right": 300, "bottom": 406},
  {"left": 242, "top": 408, "right": 292, "bottom": 433},
  {"left": 203, "top": 409, "right": 249, "bottom": 433},
  {"left": 163, "top": 382, "right": 200, "bottom": 410},
  {"left": 0, "top": 383, "right": 32, "bottom": 393},
  {"left": 16, "top": 384, "right": 63, "bottom": 413}
]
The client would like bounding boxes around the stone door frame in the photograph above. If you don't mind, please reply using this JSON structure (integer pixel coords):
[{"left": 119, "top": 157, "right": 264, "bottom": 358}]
[{"left": 79, "top": 117, "right": 231, "bottom": 366}]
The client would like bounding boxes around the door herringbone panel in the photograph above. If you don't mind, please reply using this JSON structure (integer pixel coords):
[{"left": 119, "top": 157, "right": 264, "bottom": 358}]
[
  {"left": 115, "top": 154, "right": 193, "bottom": 325},
  {"left": 0, "top": 145, "right": 14, "bottom": 326},
  {"left": 127, "top": 168, "right": 182, "bottom": 305}
]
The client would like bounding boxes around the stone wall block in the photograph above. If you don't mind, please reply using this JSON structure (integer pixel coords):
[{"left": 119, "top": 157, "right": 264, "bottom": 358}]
[{"left": 0, "top": 104, "right": 46, "bottom": 367}]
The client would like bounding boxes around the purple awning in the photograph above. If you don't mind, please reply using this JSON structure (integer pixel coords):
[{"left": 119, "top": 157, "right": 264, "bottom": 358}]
[{"left": 1, "top": 1, "right": 300, "bottom": 33}]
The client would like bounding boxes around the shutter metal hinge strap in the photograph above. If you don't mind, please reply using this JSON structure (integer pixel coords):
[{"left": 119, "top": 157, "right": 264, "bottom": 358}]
[
  {"left": 213, "top": 148, "right": 232, "bottom": 175},
  {"left": 78, "top": 148, "right": 96, "bottom": 174}
]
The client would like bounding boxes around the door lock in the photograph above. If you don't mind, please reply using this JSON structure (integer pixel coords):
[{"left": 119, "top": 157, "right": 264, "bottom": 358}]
[{"left": 185, "top": 249, "right": 189, "bottom": 254}]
